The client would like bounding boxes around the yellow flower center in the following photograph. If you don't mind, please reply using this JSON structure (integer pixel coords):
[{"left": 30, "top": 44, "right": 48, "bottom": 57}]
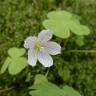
[{"left": 34, "top": 41, "right": 44, "bottom": 52}]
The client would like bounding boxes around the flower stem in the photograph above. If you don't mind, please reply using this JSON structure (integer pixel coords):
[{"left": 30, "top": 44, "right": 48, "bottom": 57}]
[{"left": 45, "top": 68, "right": 50, "bottom": 77}]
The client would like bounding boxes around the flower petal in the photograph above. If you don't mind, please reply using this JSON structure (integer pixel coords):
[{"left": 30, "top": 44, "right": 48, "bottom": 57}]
[
  {"left": 44, "top": 41, "right": 61, "bottom": 55},
  {"left": 24, "top": 36, "right": 37, "bottom": 49},
  {"left": 28, "top": 49, "right": 37, "bottom": 67},
  {"left": 38, "top": 30, "right": 53, "bottom": 42},
  {"left": 38, "top": 52, "right": 53, "bottom": 67}
]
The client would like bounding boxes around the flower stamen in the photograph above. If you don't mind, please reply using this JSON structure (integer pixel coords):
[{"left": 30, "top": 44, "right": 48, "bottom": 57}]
[{"left": 34, "top": 41, "right": 44, "bottom": 52}]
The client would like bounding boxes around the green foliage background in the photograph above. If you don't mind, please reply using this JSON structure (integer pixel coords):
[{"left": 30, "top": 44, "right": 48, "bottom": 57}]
[{"left": 0, "top": 0, "right": 96, "bottom": 96}]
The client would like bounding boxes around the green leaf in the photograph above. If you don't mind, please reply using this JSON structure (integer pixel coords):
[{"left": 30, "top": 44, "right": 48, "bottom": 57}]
[
  {"left": 0, "top": 57, "right": 11, "bottom": 74},
  {"left": 34, "top": 74, "right": 48, "bottom": 84},
  {"left": 1, "top": 47, "right": 27, "bottom": 75},
  {"left": 63, "top": 85, "right": 81, "bottom": 96},
  {"left": 43, "top": 10, "right": 90, "bottom": 38},
  {"left": 29, "top": 74, "right": 66, "bottom": 96},
  {"left": 8, "top": 57, "right": 27, "bottom": 75},
  {"left": 58, "top": 67, "right": 71, "bottom": 81},
  {"left": 75, "top": 36, "right": 85, "bottom": 46},
  {"left": 8, "top": 47, "right": 26, "bottom": 58},
  {"left": 47, "top": 11, "right": 72, "bottom": 20},
  {"left": 43, "top": 19, "right": 70, "bottom": 38},
  {"left": 29, "top": 75, "right": 81, "bottom": 96},
  {"left": 70, "top": 21, "right": 90, "bottom": 35}
]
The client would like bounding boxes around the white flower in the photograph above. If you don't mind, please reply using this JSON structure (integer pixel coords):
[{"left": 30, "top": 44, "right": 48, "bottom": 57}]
[{"left": 24, "top": 30, "right": 61, "bottom": 67}]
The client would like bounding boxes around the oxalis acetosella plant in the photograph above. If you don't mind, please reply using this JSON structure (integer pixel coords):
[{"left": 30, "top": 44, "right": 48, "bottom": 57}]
[{"left": 0, "top": 10, "right": 90, "bottom": 96}]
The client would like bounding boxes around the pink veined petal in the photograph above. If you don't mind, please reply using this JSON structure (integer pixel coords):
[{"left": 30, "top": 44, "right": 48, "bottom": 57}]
[
  {"left": 44, "top": 41, "right": 61, "bottom": 55},
  {"left": 38, "top": 29, "right": 53, "bottom": 42},
  {"left": 24, "top": 36, "right": 37, "bottom": 49},
  {"left": 38, "top": 52, "right": 53, "bottom": 67},
  {"left": 28, "top": 49, "right": 37, "bottom": 67}
]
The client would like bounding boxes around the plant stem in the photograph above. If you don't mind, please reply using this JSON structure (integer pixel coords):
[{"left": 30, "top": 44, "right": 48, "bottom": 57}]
[
  {"left": 0, "top": 87, "right": 14, "bottom": 93},
  {"left": 45, "top": 68, "right": 50, "bottom": 77},
  {"left": 66, "top": 50, "right": 96, "bottom": 53}
]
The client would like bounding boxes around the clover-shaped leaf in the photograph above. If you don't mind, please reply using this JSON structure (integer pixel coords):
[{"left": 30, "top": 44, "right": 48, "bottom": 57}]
[
  {"left": 29, "top": 74, "right": 81, "bottom": 96},
  {"left": 43, "top": 10, "right": 90, "bottom": 38},
  {"left": 0, "top": 47, "right": 27, "bottom": 75},
  {"left": 63, "top": 85, "right": 81, "bottom": 96},
  {"left": 29, "top": 74, "right": 66, "bottom": 96},
  {"left": 8, "top": 47, "right": 26, "bottom": 58}
]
